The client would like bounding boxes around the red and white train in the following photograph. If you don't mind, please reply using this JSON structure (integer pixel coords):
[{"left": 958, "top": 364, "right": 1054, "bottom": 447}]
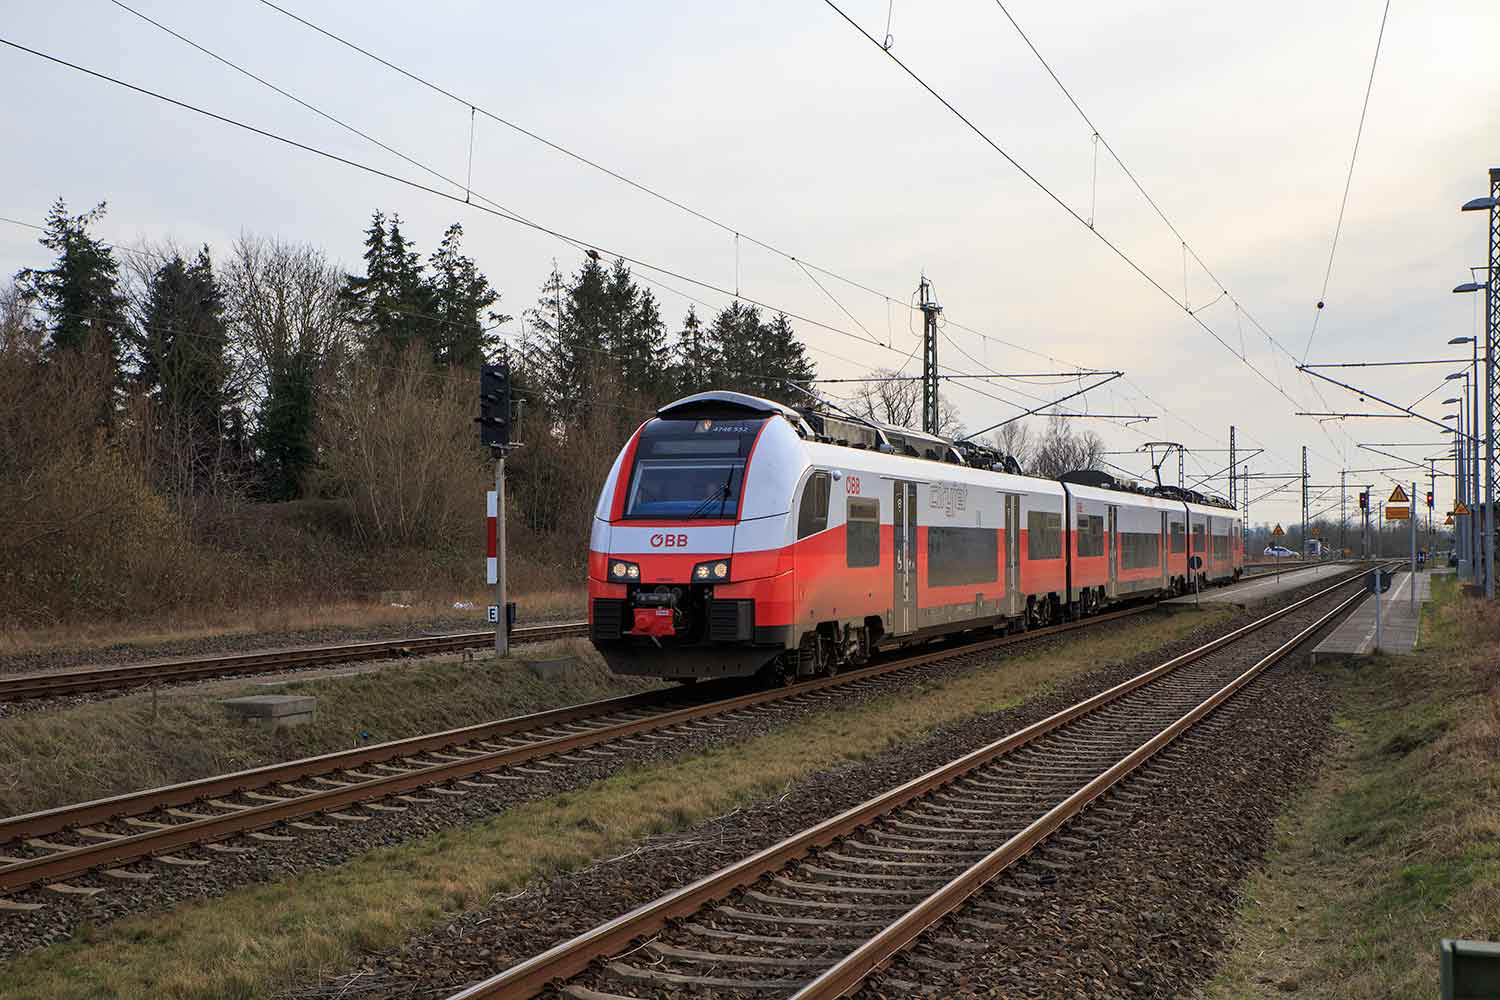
[{"left": 588, "top": 391, "right": 1242, "bottom": 682}]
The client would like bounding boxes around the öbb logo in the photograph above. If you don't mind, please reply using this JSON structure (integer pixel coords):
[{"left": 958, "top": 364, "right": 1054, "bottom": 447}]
[{"left": 649, "top": 533, "right": 689, "bottom": 548}]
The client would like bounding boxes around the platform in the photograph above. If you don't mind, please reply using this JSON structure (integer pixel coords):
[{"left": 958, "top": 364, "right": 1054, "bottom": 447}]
[
  {"left": 1310, "top": 569, "right": 1432, "bottom": 663},
  {"left": 1164, "top": 561, "right": 1362, "bottom": 609}
]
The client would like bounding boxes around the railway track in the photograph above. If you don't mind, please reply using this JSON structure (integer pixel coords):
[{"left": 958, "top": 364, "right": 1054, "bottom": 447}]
[
  {"left": 445, "top": 570, "right": 1378, "bottom": 1000},
  {"left": 0, "top": 604, "right": 1163, "bottom": 907},
  {"left": 0, "top": 621, "right": 590, "bottom": 702}
]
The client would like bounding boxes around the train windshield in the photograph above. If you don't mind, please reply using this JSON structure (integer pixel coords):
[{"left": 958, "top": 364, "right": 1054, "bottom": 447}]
[{"left": 623, "top": 417, "right": 765, "bottom": 519}]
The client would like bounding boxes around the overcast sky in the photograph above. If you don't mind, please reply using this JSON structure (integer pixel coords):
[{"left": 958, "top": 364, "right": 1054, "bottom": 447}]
[{"left": 3, "top": 1, "right": 1497, "bottom": 529}]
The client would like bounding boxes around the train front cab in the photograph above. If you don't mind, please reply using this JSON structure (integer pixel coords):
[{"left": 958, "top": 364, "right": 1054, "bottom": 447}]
[{"left": 588, "top": 394, "right": 804, "bottom": 681}]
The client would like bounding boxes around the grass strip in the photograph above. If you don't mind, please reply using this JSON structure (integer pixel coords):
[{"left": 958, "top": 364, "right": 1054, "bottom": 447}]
[
  {"left": 0, "top": 641, "right": 659, "bottom": 817},
  {"left": 1208, "top": 574, "right": 1500, "bottom": 998},
  {"left": 0, "top": 609, "right": 1222, "bottom": 999}
]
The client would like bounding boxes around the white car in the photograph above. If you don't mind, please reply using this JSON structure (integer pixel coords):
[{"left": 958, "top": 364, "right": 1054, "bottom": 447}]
[{"left": 1262, "top": 545, "right": 1299, "bottom": 558}]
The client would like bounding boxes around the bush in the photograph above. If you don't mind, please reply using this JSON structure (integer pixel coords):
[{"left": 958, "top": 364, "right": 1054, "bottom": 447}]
[{"left": 315, "top": 348, "right": 489, "bottom": 552}]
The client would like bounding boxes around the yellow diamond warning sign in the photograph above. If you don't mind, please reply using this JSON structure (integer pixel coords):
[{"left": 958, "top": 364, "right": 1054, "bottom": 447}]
[
  {"left": 1272, "top": 524, "right": 1285, "bottom": 538},
  {"left": 1445, "top": 513, "right": 1455, "bottom": 525},
  {"left": 1388, "top": 485, "right": 1409, "bottom": 504},
  {"left": 1454, "top": 501, "right": 1472, "bottom": 516}
]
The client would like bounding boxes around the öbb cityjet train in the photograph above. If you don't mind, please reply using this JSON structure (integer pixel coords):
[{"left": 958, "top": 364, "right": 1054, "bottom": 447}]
[{"left": 588, "top": 391, "right": 1242, "bottom": 683}]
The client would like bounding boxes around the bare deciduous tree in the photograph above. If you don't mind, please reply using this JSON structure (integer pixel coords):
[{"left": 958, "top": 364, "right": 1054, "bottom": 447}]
[
  {"left": 987, "top": 419, "right": 1034, "bottom": 469},
  {"left": 1028, "top": 414, "right": 1106, "bottom": 478},
  {"left": 847, "top": 369, "right": 963, "bottom": 437},
  {"left": 316, "top": 347, "right": 488, "bottom": 548},
  {"left": 223, "top": 234, "right": 349, "bottom": 393}
]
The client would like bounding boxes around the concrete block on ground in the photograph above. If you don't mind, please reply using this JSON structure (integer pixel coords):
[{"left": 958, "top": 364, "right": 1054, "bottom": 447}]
[
  {"left": 221, "top": 694, "right": 316, "bottom": 730},
  {"left": 525, "top": 657, "right": 577, "bottom": 681}
]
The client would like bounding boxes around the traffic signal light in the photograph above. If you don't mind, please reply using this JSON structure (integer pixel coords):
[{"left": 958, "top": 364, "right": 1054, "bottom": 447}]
[
  {"left": 477, "top": 364, "right": 511, "bottom": 448},
  {"left": 1358, "top": 491, "right": 1369, "bottom": 511},
  {"left": 1426, "top": 491, "right": 1434, "bottom": 509}
]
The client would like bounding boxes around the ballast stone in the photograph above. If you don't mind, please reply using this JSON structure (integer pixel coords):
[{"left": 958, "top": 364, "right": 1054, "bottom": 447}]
[{"left": 221, "top": 694, "right": 317, "bottom": 730}]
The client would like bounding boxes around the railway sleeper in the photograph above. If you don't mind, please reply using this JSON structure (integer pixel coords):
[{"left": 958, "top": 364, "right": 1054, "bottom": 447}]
[{"left": 602, "top": 961, "right": 803, "bottom": 991}]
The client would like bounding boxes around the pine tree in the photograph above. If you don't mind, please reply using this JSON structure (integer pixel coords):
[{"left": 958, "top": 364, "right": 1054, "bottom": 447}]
[
  {"left": 253, "top": 359, "right": 316, "bottom": 501},
  {"left": 757, "top": 311, "right": 815, "bottom": 401},
  {"left": 15, "top": 199, "right": 129, "bottom": 426},
  {"left": 672, "top": 305, "right": 714, "bottom": 397},
  {"left": 341, "top": 211, "right": 434, "bottom": 361},
  {"left": 427, "top": 223, "right": 506, "bottom": 369},
  {"left": 135, "top": 246, "right": 231, "bottom": 491},
  {"left": 630, "top": 285, "right": 672, "bottom": 399},
  {"left": 531, "top": 254, "right": 611, "bottom": 415},
  {"left": 707, "top": 300, "right": 763, "bottom": 395}
]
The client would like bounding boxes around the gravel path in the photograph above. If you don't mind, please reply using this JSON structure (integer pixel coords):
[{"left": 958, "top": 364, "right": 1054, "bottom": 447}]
[{"left": 271, "top": 580, "right": 1353, "bottom": 999}]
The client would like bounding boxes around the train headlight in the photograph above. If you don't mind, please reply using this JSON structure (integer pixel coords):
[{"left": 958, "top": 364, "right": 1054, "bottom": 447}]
[
  {"left": 692, "top": 559, "right": 730, "bottom": 581},
  {"left": 610, "top": 560, "right": 639, "bottom": 580}
]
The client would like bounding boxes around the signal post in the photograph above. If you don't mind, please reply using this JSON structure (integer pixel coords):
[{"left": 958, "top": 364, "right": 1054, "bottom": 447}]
[{"left": 478, "top": 362, "right": 515, "bottom": 656}]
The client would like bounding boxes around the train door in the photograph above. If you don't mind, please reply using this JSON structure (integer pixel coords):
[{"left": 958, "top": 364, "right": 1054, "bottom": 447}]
[
  {"left": 1107, "top": 505, "right": 1119, "bottom": 596},
  {"left": 892, "top": 480, "right": 918, "bottom": 635},
  {"left": 1004, "top": 494, "right": 1021, "bottom": 617},
  {"left": 1160, "top": 511, "right": 1169, "bottom": 589}
]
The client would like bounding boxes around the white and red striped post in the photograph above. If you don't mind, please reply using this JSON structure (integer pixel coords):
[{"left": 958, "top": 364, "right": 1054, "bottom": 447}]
[{"left": 487, "top": 453, "right": 507, "bottom": 656}]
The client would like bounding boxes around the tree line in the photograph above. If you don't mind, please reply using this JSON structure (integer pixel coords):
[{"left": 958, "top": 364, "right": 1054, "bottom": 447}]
[{"left": 0, "top": 198, "right": 821, "bottom": 623}]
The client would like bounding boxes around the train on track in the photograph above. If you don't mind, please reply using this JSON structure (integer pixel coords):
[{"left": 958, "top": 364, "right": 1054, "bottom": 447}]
[{"left": 588, "top": 390, "right": 1242, "bottom": 683}]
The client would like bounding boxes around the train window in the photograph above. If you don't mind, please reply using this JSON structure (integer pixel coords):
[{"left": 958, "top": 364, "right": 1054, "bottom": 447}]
[
  {"left": 797, "top": 472, "right": 830, "bottom": 539},
  {"left": 928, "top": 527, "right": 999, "bottom": 587},
  {"left": 626, "top": 461, "right": 744, "bottom": 519},
  {"left": 1211, "top": 532, "right": 1230, "bottom": 560},
  {"left": 846, "top": 498, "right": 880, "bottom": 567},
  {"left": 1191, "top": 523, "right": 1206, "bottom": 552},
  {"left": 1026, "top": 510, "right": 1063, "bottom": 560},
  {"left": 1121, "top": 532, "right": 1159, "bottom": 570},
  {"left": 623, "top": 416, "right": 765, "bottom": 519},
  {"left": 1077, "top": 515, "right": 1105, "bottom": 558},
  {"left": 1170, "top": 521, "right": 1186, "bottom": 554}
]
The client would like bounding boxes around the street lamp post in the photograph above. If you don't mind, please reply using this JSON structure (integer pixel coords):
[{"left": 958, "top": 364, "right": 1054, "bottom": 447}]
[
  {"left": 1449, "top": 332, "right": 1482, "bottom": 580},
  {"left": 1446, "top": 372, "right": 1471, "bottom": 577},
  {"left": 1458, "top": 172, "right": 1499, "bottom": 599}
]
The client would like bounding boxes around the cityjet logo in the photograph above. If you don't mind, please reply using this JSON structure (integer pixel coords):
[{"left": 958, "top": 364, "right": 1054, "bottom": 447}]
[{"left": 650, "top": 533, "right": 690, "bottom": 548}]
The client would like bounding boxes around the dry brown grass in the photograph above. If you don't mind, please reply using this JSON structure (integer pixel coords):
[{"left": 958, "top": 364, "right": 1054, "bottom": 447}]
[
  {"left": 0, "top": 609, "right": 1222, "bottom": 999},
  {"left": 0, "top": 585, "right": 586, "bottom": 660}
]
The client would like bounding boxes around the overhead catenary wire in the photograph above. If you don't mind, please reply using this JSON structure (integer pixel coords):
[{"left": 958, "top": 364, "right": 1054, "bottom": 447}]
[
  {"left": 0, "top": 35, "right": 935, "bottom": 366},
  {"left": 7, "top": 19, "right": 1341, "bottom": 516},
  {"left": 983, "top": 0, "right": 1353, "bottom": 466},
  {"left": 824, "top": 0, "right": 1353, "bottom": 484},
  {"left": 251, "top": 0, "right": 1114, "bottom": 383},
  {"left": 1301, "top": 0, "right": 1393, "bottom": 363}
]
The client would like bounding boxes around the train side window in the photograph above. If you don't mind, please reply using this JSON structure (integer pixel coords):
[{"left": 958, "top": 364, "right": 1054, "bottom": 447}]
[
  {"left": 1026, "top": 510, "right": 1063, "bottom": 560},
  {"left": 797, "top": 472, "right": 830, "bottom": 538},
  {"left": 928, "top": 526, "right": 999, "bottom": 586},
  {"left": 1077, "top": 515, "right": 1105, "bottom": 557},
  {"left": 1192, "top": 523, "right": 1206, "bottom": 553},
  {"left": 1170, "top": 521, "right": 1186, "bottom": 554},
  {"left": 846, "top": 498, "right": 880, "bottom": 567},
  {"left": 1121, "top": 532, "right": 1159, "bottom": 569}
]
